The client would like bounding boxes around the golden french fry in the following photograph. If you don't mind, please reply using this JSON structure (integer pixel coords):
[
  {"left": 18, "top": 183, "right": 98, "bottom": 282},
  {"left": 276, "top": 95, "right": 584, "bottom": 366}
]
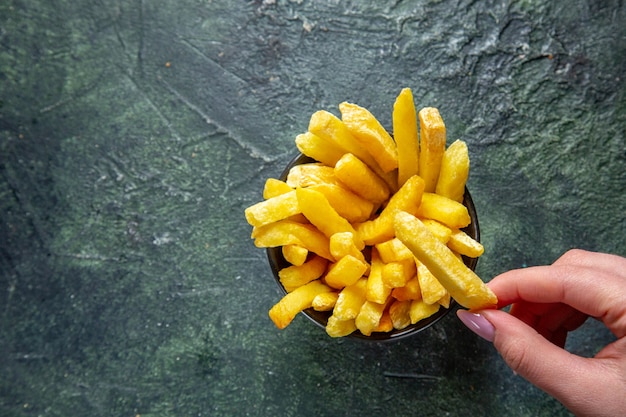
[
  {"left": 394, "top": 211, "right": 497, "bottom": 310},
  {"left": 418, "top": 107, "right": 446, "bottom": 193},
  {"left": 373, "top": 309, "right": 394, "bottom": 333},
  {"left": 279, "top": 255, "right": 328, "bottom": 292},
  {"left": 296, "top": 187, "right": 364, "bottom": 249},
  {"left": 389, "top": 299, "right": 412, "bottom": 330},
  {"left": 286, "top": 163, "right": 339, "bottom": 188},
  {"left": 332, "top": 277, "right": 367, "bottom": 321},
  {"left": 329, "top": 232, "right": 367, "bottom": 264},
  {"left": 421, "top": 219, "right": 452, "bottom": 244},
  {"left": 263, "top": 178, "right": 293, "bottom": 199},
  {"left": 339, "top": 102, "right": 398, "bottom": 173},
  {"left": 269, "top": 280, "right": 332, "bottom": 329},
  {"left": 295, "top": 131, "right": 346, "bottom": 167},
  {"left": 334, "top": 153, "right": 390, "bottom": 204},
  {"left": 447, "top": 228, "right": 485, "bottom": 258},
  {"left": 356, "top": 175, "right": 425, "bottom": 245},
  {"left": 309, "top": 183, "right": 374, "bottom": 223},
  {"left": 375, "top": 238, "right": 414, "bottom": 263},
  {"left": 366, "top": 248, "right": 392, "bottom": 304},
  {"left": 409, "top": 299, "right": 441, "bottom": 324},
  {"left": 326, "top": 316, "right": 357, "bottom": 337},
  {"left": 435, "top": 139, "right": 469, "bottom": 202},
  {"left": 416, "top": 192, "right": 471, "bottom": 229},
  {"left": 415, "top": 259, "right": 447, "bottom": 305},
  {"left": 282, "top": 244, "right": 309, "bottom": 266},
  {"left": 382, "top": 259, "right": 416, "bottom": 289},
  {"left": 324, "top": 255, "right": 368, "bottom": 289},
  {"left": 312, "top": 291, "right": 339, "bottom": 311},
  {"left": 252, "top": 220, "right": 333, "bottom": 261},
  {"left": 355, "top": 299, "right": 388, "bottom": 336},
  {"left": 393, "top": 88, "right": 419, "bottom": 186},
  {"left": 391, "top": 276, "right": 422, "bottom": 301},
  {"left": 244, "top": 190, "right": 300, "bottom": 228},
  {"left": 437, "top": 292, "right": 451, "bottom": 309}
]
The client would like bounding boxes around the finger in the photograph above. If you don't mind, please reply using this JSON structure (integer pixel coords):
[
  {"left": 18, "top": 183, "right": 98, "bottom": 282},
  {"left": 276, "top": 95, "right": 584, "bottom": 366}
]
[
  {"left": 480, "top": 309, "right": 626, "bottom": 416},
  {"left": 488, "top": 265, "right": 626, "bottom": 337},
  {"left": 509, "top": 302, "right": 588, "bottom": 347},
  {"left": 553, "top": 249, "right": 626, "bottom": 279}
]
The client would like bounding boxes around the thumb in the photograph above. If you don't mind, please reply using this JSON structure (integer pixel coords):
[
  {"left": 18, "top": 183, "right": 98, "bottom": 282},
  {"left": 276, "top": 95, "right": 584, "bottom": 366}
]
[{"left": 458, "top": 309, "right": 611, "bottom": 415}]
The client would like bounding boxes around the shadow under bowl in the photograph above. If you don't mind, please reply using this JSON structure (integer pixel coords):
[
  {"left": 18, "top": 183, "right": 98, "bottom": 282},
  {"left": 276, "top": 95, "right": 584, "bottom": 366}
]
[{"left": 267, "top": 154, "right": 480, "bottom": 341}]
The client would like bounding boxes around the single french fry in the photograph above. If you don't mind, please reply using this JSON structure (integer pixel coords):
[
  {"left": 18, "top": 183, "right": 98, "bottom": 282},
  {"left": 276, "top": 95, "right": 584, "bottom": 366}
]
[
  {"left": 394, "top": 211, "right": 497, "bottom": 310},
  {"left": 324, "top": 255, "right": 368, "bottom": 289},
  {"left": 282, "top": 244, "right": 308, "bottom": 266},
  {"left": 286, "top": 163, "right": 339, "bottom": 188},
  {"left": 296, "top": 187, "right": 364, "bottom": 249},
  {"left": 418, "top": 107, "right": 446, "bottom": 193},
  {"left": 244, "top": 190, "right": 300, "bottom": 227},
  {"left": 326, "top": 316, "right": 357, "bottom": 337},
  {"left": 366, "top": 248, "right": 392, "bottom": 304},
  {"left": 356, "top": 175, "right": 425, "bottom": 245},
  {"left": 312, "top": 291, "right": 339, "bottom": 311},
  {"left": 269, "top": 280, "right": 332, "bottom": 329},
  {"left": 389, "top": 299, "right": 412, "bottom": 330},
  {"left": 295, "top": 131, "right": 346, "bottom": 167},
  {"left": 279, "top": 255, "right": 328, "bottom": 292},
  {"left": 391, "top": 276, "right": 422, "bottom": 301},
  {"left": 435, "top": 139, "right": 469, "bottom": 202},
  {"left": 393, "top": 88, "right": 419, "bottom": 186},
  {"left": 447, "top": 228, "right": 484, "bottom": 258},
  {"left": 415, "top": 259, "right": 447, "bottom": 304},
  {"left": 334, "top": 153, "right": 390, "bottom": 204},
  {"left": 309, "top": 183, "right": 374, "bottom": 223},
  {"left": 332, "top": 277, "right": 367, "bottom": 321},
  {"left": 339, "top": 102, "right": 398, "bottom": 173},
  {"left": 416, "top": 192, "right": 471, "bottom": 229},
  {"left": 373, "top": 309, "right": 394, "bottom": 332},
  {"left": 252, "top": 220, "right": 333, "bottom": 261},
  {"left": 355, "top": 299, "right": 389, "bottom": 336},
  {"left": 329, "top": 232, "right": 367, "bottom": 264},
  {"left": 382, "top": 259, "right": 416, "bottom": 289},
  {"left": 409, "top": 299, "right": 441, "bottom": 324},
  {"left": 263, "top": 178, "right": 293, "bottom": 199},
  {"left": 421, "top": 219, "right": 452, "bottom": 244},
  {"left": 375, "top": 238, "right": 414, "bottom": 263}
]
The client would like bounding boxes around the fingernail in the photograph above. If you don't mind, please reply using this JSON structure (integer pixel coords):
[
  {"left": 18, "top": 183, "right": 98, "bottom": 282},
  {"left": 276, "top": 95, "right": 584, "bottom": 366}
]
[{"left": 456, "top": 310, "right": 495, "bottom": 342}]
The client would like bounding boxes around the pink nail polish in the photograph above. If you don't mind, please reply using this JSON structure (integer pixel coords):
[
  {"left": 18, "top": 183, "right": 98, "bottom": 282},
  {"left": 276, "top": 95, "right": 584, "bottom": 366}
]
[{"left": 456, "top": 310, "right": 495, "bottom": 342}]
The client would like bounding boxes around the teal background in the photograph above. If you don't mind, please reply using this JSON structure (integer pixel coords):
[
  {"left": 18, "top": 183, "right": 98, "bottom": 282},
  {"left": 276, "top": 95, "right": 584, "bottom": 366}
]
[{"left": 1, "top": 1, "right": 624, "bottom": 416}]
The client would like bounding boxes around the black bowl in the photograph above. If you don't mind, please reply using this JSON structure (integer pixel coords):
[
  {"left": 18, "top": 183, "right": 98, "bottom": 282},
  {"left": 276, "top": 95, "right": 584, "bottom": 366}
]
[{"left": 267, "top": 154, "right": 480, "bottom": 341}]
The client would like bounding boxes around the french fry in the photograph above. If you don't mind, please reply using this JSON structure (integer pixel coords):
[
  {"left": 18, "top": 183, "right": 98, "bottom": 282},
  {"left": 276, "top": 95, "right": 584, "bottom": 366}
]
[
  {"left": 295, "top": 131, "right": 346, "bottom": 167},
  {"left": 312, "top": 291, "right": 339, "bottom": 311},
  {"left": 269, "top": 280, "right": 332, "bottom": 329},
  {"left": 391, "top": 276, "right": 422, "bottom": 301},
  {"left": 296, "top": 187, "right": 364, "bottom": 250},
  {"left": 416, "top": 192, "right": 471, "bottom": 229},
  {"left": 375, "top": 238, "right": 414, "bottom": 263},
  {"left": 447, "top": 229, "right": 485, "bottom": 258},
  {"left": 279, "top": 255, "right": 328, "bottom": 292},
  {"left": 329, "top": 232, "right": 367, "bottom": 264},
  {"left": 409, "top": 299, "right": 441, "bottom": 324},
  {"left": 355, "top": 299, "right": 389, "bottom": 336},
  {"left": 415, "top": 259, "right": 447, "bottom": 305},
  {"left": 389, "top": 299, "right": 412, "bottom": 330},
  {"left": 393, "top": 88, "right": 419, "bottom": 186},
  {"left": 382, "top": 259, "right": 416, "bottom": 289},
  {"left": 373, "top": 309, "right": 394, "bottom": 333},
  {"left": 339, "top": 102, "right": 398, "bottom": 173},
  {"left": 286, "top": 163, "right": 339, "bottom": 188},
  {"left": 332, "top": 277, "right": 367, "bottom": 321},
  {"left": 326, "top": 316, "right": 357, "bottom": 337},
  {"left": 324, "top": 255, "right": 368, "bottom": 289},
  {"left": 263, "top": 178, "right": 293, "bottom": 199},
  {"left": 366, "top": 248, "right": 392, "bottom": 304},
  {"left": 421, "top": 219, "right": 452, "bottom": 244},
  {"left": 418, "top": 107, "right": 446, "bottom": 193},
  {"left": 394, "top": 211, "right": 497, "bottom": 310},
  {"left": 334, "top": 153, "right": 390, "bottom": 204},
  {"left": 435, "top": 139, "right": 469, "bottom": 202},
  {"left": 309, "top": 183, "right": 374, "bottom": 223},
  {"left": 252, "top": 220, "right": 333, "bottom": 261},
  {"left": 282, "top": 244, "right": 308, "bottom": 266},
  {"left": 244, "top": 190, "right": 300, "bottom": 227}
]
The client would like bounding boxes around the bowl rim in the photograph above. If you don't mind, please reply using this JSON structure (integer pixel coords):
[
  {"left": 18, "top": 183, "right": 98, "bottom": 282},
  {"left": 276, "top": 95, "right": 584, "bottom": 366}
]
[{"left": 266, "top": 153, "right": 480, "bottom": 341}]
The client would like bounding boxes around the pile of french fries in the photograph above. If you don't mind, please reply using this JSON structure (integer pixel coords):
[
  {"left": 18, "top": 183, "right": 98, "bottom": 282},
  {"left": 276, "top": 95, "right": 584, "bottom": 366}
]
[{"left": 245, "top": 88, "right": 497, "bottom": 338}]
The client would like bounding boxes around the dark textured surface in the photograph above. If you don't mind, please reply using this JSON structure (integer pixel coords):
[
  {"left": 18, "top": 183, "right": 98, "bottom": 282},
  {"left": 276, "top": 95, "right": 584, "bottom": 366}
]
[{"left": 1, "top": 1, "right": 624, "bottom": 416}]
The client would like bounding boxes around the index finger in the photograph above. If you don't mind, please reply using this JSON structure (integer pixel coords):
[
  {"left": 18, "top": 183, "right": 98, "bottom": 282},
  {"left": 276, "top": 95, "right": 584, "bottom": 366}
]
[{"left": 488, "top": 262, "right": 626, "bottom": 338}]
